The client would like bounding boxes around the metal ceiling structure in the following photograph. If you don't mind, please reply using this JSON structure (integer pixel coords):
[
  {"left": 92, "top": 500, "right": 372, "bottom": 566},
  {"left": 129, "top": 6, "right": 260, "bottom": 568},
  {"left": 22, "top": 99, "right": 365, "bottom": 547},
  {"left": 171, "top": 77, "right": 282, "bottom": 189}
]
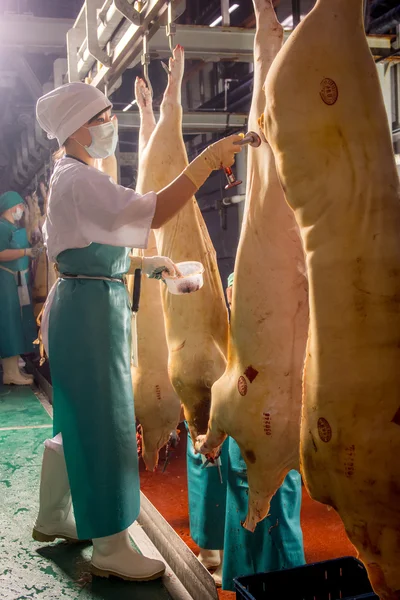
[
  {"left": 0, "top": 0, "right": 399, "bottom": 194},
  {"left": 65, "top": 0, "right": 399, "bottom": 92},
  {"left": 115, "top": 110, "right": 247, "bottom": 133}
]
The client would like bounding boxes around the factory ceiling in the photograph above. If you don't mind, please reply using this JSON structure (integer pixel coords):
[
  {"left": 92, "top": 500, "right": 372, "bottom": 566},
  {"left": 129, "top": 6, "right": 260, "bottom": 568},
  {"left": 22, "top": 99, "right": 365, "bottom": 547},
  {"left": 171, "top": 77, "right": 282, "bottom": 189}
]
[{"left": 0, "top": 0, "right": 398, "bottom": 193}]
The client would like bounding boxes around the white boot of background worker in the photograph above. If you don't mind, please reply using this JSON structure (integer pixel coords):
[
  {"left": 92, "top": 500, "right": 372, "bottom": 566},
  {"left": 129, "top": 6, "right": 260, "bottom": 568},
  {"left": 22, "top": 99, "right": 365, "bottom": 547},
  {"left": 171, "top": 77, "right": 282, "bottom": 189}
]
[{"left": 32, "top": 82, "right": 242, "bottom": 583}]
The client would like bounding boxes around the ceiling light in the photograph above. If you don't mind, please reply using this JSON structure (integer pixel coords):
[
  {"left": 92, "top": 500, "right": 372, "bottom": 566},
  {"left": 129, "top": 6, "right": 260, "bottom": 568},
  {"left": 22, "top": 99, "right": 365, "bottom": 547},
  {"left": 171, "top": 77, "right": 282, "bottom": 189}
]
[{"left": 210, "top": 4, "right": 239, "bottom": 27}]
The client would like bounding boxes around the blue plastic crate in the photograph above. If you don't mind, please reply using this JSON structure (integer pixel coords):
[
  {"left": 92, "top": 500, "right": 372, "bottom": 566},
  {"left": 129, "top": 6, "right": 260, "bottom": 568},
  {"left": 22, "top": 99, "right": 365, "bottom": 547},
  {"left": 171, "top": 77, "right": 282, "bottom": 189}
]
[{"left": 234, "top": 557, "right": 378, "bottom": 600}]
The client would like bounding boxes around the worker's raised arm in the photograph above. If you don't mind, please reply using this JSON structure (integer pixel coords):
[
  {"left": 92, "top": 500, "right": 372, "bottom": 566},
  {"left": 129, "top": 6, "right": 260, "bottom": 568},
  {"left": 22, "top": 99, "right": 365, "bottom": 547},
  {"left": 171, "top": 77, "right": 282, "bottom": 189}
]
[{"left": 152, "top": 134, "right": 242, "bottom": 228}]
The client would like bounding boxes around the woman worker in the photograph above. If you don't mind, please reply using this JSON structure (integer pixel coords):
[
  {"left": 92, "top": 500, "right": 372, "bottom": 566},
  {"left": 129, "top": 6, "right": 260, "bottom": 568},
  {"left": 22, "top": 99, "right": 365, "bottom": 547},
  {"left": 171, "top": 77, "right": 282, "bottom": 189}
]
[
  {"left": 0, "top": 191, "right": 40, "bottom": 385},
  {"left": 32, "top": 82, "right": 241, "bottom": 583},
  {"left": 220, "top": 273, "right": 305, "bottom": 591}
]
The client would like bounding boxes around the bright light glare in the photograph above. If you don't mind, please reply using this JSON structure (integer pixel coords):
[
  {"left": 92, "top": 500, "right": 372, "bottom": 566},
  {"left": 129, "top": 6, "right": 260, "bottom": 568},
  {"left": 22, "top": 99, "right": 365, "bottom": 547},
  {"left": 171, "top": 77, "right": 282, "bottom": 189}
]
[
  {"left": 210, "top": 4, "right": 239, "bottom": 27},
  {"left": 122, "top": 99, "right": 138, "bottom": 112},
  {"left": 280, "top": 14, "right": 305, "bottom": 29}
]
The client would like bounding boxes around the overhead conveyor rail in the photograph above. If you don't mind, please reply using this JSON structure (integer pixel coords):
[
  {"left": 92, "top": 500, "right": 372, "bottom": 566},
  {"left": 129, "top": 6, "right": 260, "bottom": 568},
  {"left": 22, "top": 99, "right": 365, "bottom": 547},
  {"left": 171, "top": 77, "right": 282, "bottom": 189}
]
[
  {"left": 67, "top": 0, "right": 186, "bottom": 93},
  {"left": 6, "top": 0, "right": 400, "bottom": 193},
  {"left": 115, "top": 110, "right": 247, "bottom": 133},
  {"left": 66, "top": 0, "right": 399, "bottom": 95}
]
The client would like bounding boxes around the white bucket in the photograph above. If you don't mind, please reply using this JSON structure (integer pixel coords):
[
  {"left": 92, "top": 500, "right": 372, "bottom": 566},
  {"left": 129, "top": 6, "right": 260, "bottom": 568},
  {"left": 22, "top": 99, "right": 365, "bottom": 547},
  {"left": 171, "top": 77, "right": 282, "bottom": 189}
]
[{"left": 164, "top": 261, "right": 205, "bottom": 295}]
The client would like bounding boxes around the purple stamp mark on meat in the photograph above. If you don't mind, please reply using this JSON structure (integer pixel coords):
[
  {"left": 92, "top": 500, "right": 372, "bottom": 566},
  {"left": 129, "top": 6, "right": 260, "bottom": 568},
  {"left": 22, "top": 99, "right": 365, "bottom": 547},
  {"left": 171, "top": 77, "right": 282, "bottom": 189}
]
[
  {"left": 392, "top": 407, "right": 400, "bottom": 427},
  {"left": 317, "top": 417, "right": 332, "bottom": 443},
  {"left": 238, "top": 376, "right": 248, "bottom": 397},
  {"left": 344, "top": 444, "right": 355, "bottom": 478},
  {"left": 245, "top": 365, "right": 259, "bottom": 383},
  {"left": 263, "top": 413, "right": 272, "bottom": 436},
  {"left": 320, "top": 78, "right": 339, "bottom": 106}
]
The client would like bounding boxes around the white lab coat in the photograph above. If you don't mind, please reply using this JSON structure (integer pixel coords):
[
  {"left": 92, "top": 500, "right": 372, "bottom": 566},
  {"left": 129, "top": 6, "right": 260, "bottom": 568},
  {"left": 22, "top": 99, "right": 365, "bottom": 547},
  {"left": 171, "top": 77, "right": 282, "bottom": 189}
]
[{"left": 41, "top": 156, "right": 157, "bottom": 354}]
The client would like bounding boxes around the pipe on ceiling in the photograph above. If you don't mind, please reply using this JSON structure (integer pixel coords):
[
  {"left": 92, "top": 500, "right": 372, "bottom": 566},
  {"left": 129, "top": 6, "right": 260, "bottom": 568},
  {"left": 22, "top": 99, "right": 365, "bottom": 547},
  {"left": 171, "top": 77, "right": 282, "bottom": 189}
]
[
  {"left": 368, "top": 5, "right": 400, "bottom": 33},
  {"left": 370, "top": 0, "right": 399, "bottom": 18},
  {"left": 292, "top": 0, "right": 301, "bottom": 28},
  {"left": 227, "top": 91, "right": 253, "bottom": 113},
  {"left": 199, "top": 74, "right": 253, "bottom": 110}
]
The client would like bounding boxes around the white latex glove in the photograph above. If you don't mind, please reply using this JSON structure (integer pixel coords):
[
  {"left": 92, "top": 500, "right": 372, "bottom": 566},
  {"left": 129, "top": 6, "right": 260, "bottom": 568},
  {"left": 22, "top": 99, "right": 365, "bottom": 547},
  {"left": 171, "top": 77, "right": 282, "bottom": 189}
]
[
  {"left": 142, "top": 256, "right": 181, "bottom": 280},
  {"left": 25, "top": 245, "right": 43, "bottom": 259}
]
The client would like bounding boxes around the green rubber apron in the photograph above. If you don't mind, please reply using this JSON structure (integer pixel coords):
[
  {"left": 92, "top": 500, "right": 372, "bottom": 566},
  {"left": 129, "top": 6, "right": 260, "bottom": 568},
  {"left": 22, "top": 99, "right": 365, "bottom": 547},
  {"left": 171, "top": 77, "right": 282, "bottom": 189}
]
[
  {"left": 185, "top": 422, "right": 228, "bottom": 549},
  {"left": 0, "top": 221, "right": 37, "bottom": 358},
  {"left": 49, "top": 243, "right": 140, "bottom": 540},
  {"left": 222, "top": 437, "right": 305, "bottom": 591}
]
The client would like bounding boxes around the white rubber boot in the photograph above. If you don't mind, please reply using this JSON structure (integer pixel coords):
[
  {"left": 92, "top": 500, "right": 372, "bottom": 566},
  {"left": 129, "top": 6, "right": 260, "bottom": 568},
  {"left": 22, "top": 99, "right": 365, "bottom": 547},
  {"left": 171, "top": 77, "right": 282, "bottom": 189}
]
[
  {"left": 91, "top": 529, "right": 166, "bottom": 581},
  {"left": 2, "top": 356, "right": 33, "bottom": 385},
  {"left": 197, "top": 548, "right": 221, "bottom": 570},
  {"left": 32, "top": 435, "right": 79, "bottom": 543},
  {"left": 16, "top": 356, "right": 32, "bottom": 380},
  {"left": 19, "top": 368, "right": 34, "bottom": 381},
  {"left": 211, "top": 551, "right": 224, "bottom": 588}
]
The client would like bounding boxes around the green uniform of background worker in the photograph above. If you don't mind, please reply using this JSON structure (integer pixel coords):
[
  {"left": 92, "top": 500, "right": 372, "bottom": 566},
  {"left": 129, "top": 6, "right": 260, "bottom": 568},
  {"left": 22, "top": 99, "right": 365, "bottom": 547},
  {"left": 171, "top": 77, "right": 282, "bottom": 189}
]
[
  {"left": 188, "top": 273, "right": 305, "bottom": 589},
  {"left": 186, "top": 423, "right": 228, "bottom": 580},
  {"left": 32, "top": 81, "right": 242, "bottom": 584},
  {"left": 0, "top": 191, "right": 41, "bottom": 386}
]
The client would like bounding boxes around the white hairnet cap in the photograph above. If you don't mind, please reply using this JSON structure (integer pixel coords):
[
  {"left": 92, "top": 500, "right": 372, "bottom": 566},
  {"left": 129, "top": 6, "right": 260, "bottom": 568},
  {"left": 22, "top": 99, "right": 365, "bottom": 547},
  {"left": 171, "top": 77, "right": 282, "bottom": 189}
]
[{"left": 36, "top": 82, "right": 112, "bottom": 146}]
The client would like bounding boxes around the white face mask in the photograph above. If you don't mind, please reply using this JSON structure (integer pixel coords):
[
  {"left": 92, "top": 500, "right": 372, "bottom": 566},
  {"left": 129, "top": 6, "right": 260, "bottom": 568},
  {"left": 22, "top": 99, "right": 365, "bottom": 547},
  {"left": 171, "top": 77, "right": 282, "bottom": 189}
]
[
  {"left": 13, "top": 207, "right": 24, "bottom": 221},
  {"left": 83, "top": 120, "right": 118, "bottom": 159}
]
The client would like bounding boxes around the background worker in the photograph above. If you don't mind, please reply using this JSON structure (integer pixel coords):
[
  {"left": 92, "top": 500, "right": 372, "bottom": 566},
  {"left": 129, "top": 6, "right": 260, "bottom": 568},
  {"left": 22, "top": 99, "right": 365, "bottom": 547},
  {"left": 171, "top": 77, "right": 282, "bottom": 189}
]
[{"left": 0, "top": 191, "right": 40, "bottom": 386}]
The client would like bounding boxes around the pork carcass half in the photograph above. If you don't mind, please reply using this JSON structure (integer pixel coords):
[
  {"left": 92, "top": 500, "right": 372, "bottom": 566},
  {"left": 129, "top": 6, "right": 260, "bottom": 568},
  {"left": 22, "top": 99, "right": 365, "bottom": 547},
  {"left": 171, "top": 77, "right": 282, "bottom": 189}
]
[
  {"left": 263, "top": 1, "right": 400, "bottom": 597},
  {"left": 127, "top": 233, "right": 181, "bottom": 471},
  {"left": 196, "top": 0, "right": 308, "bottom": 531},
  {"left": 26, "top": 191, "right": 48, "bottom": 317},
  {"left": 135, "top": 46, "right": 228, "bottom": 441},
  {"left": 126, "top": 93, "right": 181, "bottom": 472},
  {"left": 38, "top": 182, "right": 58, "bottom": 293}
]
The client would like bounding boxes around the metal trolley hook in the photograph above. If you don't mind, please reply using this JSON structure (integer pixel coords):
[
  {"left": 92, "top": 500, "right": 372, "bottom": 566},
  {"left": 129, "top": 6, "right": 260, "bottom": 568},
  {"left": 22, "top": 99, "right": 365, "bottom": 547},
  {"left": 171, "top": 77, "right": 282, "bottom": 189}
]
[{"left": 141, "top": 32, "right": 153, "bottom": 98}]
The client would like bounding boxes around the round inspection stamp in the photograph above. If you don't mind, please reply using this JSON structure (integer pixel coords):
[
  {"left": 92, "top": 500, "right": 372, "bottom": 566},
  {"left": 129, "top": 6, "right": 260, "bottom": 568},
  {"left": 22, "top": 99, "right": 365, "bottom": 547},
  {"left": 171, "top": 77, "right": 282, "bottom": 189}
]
[
  {"left": 317, "top": 417, "right": 332, "bottom": 443},
  {"left": 320, "top": 78, "right": 339, "bottom": 106},
  {"left": 238, "top": 376, "right": 248, "bottom": 397}
]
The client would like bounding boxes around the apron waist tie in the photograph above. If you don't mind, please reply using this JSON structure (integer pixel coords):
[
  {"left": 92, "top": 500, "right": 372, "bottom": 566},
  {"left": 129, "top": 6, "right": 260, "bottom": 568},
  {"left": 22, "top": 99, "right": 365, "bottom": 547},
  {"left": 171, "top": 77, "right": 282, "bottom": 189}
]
[
  {"left": 59, "top": 273, "right": 124, "bottom": 283},
  {"left": 0, "top": 264, "right": 29, "bottom": 276}
]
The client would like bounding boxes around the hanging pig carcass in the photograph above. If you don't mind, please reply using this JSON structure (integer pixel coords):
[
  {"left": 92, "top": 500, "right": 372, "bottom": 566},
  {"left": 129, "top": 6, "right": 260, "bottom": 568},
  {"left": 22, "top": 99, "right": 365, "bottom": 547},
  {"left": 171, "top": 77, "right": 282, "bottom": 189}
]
[
  {"left": 263, "top": 0, "right": 400, "bottom": 597},
  {"left": 196, "top": 0, "right": 309, "bottom": 531}
]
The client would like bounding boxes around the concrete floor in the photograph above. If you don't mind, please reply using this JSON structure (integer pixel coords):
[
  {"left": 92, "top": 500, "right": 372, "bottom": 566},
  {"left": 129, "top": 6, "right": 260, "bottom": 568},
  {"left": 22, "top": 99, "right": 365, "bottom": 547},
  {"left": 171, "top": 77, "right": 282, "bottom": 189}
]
[
  {"left": 140, "top": 427, "right": 358, "bottom": 600},
  {"left": 0, "top": 384, "right": 172, "bottom": 600},
  {"left": 0, "top": 382, "right": 361, "bottom": 600}
]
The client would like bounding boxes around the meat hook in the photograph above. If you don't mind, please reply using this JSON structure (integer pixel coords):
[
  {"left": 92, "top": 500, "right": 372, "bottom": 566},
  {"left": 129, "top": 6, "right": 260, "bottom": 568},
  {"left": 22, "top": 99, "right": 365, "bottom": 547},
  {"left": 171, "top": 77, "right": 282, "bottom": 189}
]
[
  {"left": 166, "top": 1, "right": 176, "bottom": 54},
  {"left": 141, "top": 32, "right": 153, "bottom": 97}
]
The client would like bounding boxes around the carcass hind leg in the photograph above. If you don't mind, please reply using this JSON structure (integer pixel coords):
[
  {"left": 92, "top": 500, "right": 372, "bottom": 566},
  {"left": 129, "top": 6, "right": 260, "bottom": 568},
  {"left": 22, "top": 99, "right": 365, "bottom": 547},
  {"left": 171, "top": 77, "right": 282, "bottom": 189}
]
[
  {"left": 135, "top": 77, "right": 156, "bottom": 155},
  {"left": 161, "top": 45, "right": 184, "bottom": 112}
]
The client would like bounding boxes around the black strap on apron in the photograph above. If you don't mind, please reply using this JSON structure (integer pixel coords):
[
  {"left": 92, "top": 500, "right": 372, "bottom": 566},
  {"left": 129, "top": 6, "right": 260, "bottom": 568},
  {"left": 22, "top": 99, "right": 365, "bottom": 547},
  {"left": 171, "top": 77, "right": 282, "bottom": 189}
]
[{"left": 132, "top": 268, "right": 142, "bottom": 313}]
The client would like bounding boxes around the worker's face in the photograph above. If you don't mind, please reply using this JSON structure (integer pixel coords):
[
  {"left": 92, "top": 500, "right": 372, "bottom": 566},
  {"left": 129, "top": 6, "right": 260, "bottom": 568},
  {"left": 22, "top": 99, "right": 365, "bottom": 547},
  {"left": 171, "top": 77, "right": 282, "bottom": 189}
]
[
  {"left": 12, "top": 203, "right": 25, "bottom": 221},
  {"left": 70, "top": 109, "right": 112, "bottom": 148}
]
